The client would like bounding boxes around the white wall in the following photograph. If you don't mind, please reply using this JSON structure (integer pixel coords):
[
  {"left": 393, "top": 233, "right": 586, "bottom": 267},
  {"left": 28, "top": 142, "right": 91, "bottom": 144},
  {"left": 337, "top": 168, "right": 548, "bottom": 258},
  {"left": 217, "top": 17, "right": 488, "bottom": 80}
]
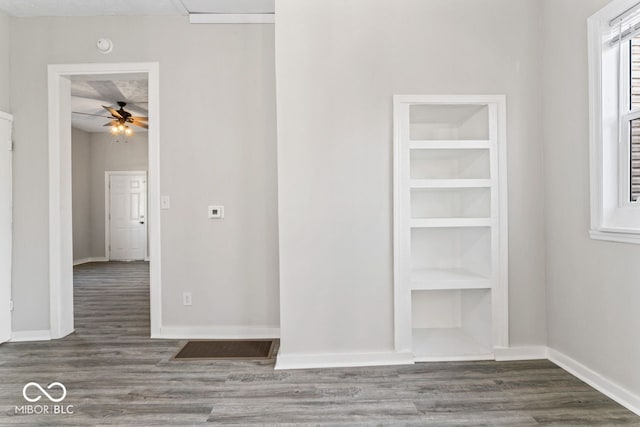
[
  {"left": 89, "top": 132, "right": 148, "bottom": 258},
  {"left": 0, "top": 10, "right": 9, "bottom": 112},
  {"left": 10, "top": 16, "right": 279, "bottom": 333},
  {"left": 71, "top": 127, "right": 92, "bottom": 261},
  {"left": 542, "top": 0, "right": 640, "bottom": 399},
  {"left": 275, "top": 0, "right": 546, "bottom": 356}
]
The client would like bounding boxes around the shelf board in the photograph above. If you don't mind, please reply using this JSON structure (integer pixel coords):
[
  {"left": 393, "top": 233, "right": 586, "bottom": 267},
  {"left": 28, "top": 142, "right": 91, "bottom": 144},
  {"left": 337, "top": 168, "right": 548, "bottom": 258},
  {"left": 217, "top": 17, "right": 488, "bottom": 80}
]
[
  {"left": 410, "top": 218, "right": 492, "bottom": 228},
  {"left": 410, "top": 179, "right": 492, "bottom": 189},
  {"left": 410, "top": 268, "right": 491, "bottom": 290},
  {"left": 410, "top": 140, "right": 491, "bottom": 150},
  {"left": 412, "top": 327, "right": 494, "bottom": 362}
]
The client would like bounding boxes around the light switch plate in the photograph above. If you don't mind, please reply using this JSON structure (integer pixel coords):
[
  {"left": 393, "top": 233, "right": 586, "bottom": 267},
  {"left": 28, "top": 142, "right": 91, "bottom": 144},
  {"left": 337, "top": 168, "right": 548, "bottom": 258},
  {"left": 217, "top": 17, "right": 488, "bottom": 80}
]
[
  {"left": 208, "top": 205, "right": 224, "bottom": 219},
  {"left": 161, "top": 196, "right": 170, "bottom": 210}
]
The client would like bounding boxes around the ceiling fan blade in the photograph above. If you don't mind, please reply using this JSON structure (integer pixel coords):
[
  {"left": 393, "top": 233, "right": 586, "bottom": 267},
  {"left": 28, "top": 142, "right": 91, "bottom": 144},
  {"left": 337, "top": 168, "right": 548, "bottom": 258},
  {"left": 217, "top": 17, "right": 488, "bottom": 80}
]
[
  {"left": 131, "top": 119, "right": 148, "bottom": 129},
  {"left": 103, "top": 120, "right": 119, "bottom": 127},
  {"left": 131, "top": 116, "right": 148, "bottom": 122},
  {"left": 72, "top": 111, "right": 111, "bottom": 118},
  {"left": 73, "top": 95, "right": 148, "bottom": 109},
  {"left": 89, "top": 81, "right": 126, "bottom": 105},
  {"left": 102, "top": 105, "right": 123, "bottom": 119}
]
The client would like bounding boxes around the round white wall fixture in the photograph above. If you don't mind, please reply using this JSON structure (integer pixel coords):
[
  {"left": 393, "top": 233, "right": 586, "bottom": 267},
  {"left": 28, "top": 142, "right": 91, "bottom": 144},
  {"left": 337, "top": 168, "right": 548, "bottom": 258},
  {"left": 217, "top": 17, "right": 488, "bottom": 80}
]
[{"left": 96, "top": 38, "right": 113, "bottom": 54}]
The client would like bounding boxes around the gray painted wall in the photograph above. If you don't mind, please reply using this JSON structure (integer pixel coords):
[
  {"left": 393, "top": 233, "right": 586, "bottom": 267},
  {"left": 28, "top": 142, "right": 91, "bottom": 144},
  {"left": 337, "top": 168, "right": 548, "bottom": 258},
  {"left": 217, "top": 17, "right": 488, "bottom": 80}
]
[
  {"left": 71, "top": 128, "right": 92, "bottom": 261},
  {"left": 275, "top": 0, "right": 546, "bottom": 356},
  {"left": 0, "top": 10, "right": 9, "bottom": 112},
  {"left": 542, "top": 0, "right": 640, "bottom": 399},
  {"left": 10, "top": 16, "right": 279, "bottom": 332}
]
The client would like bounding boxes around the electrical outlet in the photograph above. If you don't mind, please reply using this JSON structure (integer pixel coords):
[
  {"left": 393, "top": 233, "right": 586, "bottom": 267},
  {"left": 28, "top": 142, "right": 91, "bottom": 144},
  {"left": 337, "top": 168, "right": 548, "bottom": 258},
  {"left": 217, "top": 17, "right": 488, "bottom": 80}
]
[{"left": 183, "top": 292, "right": 192, "bottom": 306}]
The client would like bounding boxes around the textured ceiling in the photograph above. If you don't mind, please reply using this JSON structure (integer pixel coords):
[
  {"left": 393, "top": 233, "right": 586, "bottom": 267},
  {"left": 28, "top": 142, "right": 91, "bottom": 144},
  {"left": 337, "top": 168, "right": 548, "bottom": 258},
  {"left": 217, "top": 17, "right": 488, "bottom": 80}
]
[
  {"left": 71, "top": 79, "right": 148, "bottom": 133},
  {"left": 0, "top": 0, "right": 274, "bottom": 17},
  {"left": 182, "top": 0, "right": 274, "bottom": 14},
  {"left": 0, "top": 0, "right": 186, "bottom": 17}
]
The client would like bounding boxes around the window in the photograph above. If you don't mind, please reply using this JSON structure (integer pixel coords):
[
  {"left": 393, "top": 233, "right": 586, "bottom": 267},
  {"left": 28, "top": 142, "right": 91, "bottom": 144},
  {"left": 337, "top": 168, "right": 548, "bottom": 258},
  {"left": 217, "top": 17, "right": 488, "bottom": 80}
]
[
  {"left": 619, "top": 36, "right": 640, "bottom": 205},
  {"left": 631, "top": 38, "right": 640, "bottom": 202},
  {"left": 588, "top": 0, "right": 640, "bottom": 244}
]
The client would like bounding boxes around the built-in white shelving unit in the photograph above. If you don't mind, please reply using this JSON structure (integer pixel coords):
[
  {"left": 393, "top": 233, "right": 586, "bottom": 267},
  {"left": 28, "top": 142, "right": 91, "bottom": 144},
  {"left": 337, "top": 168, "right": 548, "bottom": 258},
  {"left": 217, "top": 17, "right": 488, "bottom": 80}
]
[{"left": 393, "top": 95, "right": 508, "bottom": 362}]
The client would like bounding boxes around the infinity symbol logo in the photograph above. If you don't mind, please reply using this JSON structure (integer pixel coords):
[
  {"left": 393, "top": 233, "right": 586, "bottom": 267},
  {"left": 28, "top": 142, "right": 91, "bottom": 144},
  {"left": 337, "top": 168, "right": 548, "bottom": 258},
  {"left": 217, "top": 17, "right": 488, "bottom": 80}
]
[{"left": 22, "top": 382, "right": 67, "bottom": 403}]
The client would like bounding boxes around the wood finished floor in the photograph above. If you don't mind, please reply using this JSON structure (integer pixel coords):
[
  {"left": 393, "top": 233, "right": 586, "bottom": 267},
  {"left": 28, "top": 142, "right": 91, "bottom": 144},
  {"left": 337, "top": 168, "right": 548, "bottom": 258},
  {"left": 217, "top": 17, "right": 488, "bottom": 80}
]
[{"left": 0, "top": 262, "right": 638, "bottom": 426}]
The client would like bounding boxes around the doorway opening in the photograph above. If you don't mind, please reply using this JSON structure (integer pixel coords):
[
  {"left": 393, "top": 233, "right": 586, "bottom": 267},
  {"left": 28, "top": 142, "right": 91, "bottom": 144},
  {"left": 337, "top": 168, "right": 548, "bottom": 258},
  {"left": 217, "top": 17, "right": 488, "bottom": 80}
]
[{"left": 48, "top": 63, "right": 161, "bottom": 339}]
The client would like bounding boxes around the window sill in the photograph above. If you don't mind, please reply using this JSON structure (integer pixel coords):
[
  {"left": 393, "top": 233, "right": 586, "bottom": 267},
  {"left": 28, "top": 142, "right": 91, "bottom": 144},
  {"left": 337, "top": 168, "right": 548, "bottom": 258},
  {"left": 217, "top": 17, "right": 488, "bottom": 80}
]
[{"left": 589, "top": 229, "right": 640, "bottom": 245}]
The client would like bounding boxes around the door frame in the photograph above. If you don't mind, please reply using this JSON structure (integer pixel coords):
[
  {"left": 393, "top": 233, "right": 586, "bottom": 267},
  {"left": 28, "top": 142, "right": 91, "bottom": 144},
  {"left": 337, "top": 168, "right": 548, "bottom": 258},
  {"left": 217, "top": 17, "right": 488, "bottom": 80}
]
[
  {"left": 48, "top": 62, "right": 161, "bottom": 339},
  {"left": 105, "top": 171, "right": 149, "bottom": 262},
  {"left": 0, "top": 111, "right": 13, "bottom": 343}
]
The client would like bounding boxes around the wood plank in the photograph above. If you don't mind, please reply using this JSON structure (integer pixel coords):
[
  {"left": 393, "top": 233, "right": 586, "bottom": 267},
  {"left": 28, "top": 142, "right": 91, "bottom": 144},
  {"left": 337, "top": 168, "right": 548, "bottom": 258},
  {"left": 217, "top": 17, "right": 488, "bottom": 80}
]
[{"left": 0, "top": 262, "right": 636, "bottom": 425}]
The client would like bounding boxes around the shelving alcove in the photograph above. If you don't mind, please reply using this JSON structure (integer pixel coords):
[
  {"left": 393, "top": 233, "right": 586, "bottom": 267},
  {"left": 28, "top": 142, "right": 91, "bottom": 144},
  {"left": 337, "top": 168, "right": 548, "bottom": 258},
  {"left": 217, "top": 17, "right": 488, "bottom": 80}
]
[{"left": 393, "top": 95, "right": 508, "bottom": 362}]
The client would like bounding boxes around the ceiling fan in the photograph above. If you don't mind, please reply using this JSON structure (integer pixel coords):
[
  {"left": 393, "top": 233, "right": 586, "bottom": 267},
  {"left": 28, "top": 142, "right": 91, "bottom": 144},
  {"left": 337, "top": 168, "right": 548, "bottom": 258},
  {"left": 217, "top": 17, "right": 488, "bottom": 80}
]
[
  {"left": 103, "top": 101, "right": 148, "bottom": 133},
  {"left": 71, "top": 101, "right": 148, "bottom": 137}
]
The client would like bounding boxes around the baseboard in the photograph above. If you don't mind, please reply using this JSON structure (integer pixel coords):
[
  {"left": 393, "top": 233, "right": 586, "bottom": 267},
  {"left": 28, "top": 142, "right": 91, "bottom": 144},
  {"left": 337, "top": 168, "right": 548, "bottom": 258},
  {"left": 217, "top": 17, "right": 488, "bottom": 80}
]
[
  {"left": 415, "top": 353, "right": 496, "bottom": 362},
  {"left": 548, "top": 348, "right": 640, "bottom": 416},
  {"left": 494, "top": 345, "right": 549, "bottom": 361},
  {"left": 156, "top": 326, "right": 280, "bottom": 340},
  {"left": 73, "top": 257, "right": 108, "bottom": 266},
  {"left": 10, "top": 330, "right": 52, "bottom": 342},
  {"left": 275, "top": 351, "right": 414, "bottom": 370}
]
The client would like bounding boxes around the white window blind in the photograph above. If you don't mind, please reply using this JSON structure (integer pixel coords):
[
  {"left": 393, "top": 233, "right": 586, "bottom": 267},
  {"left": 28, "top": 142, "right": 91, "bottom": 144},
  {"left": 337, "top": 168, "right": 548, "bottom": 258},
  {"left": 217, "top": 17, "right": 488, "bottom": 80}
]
[
  {"left": 607, "top": 3, "right": 640, "bottom": 45},
  {"left": 632, "top": 37, "right": 640, "bottom": 201},
  {"left": 610, "top": 4, "right": 640, "bottom": 203}
]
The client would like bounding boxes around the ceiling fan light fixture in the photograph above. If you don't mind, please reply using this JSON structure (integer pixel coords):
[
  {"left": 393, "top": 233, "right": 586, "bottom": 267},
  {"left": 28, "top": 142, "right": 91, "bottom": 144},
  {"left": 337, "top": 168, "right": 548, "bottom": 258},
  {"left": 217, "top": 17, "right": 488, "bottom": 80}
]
[{"left": 100, "top": 102, "right": 144, "bottom": 139}]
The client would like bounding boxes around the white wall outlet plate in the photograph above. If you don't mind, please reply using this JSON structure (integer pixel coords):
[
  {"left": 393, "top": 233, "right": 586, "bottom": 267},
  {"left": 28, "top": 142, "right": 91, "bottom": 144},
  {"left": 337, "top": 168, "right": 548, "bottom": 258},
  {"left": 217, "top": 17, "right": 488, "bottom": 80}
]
[
  {"left": 208, "top": 205, "right": 224, "bottom": 219},
  {"left": 183, "top": 292, "right": 192, "bottom": 306}
]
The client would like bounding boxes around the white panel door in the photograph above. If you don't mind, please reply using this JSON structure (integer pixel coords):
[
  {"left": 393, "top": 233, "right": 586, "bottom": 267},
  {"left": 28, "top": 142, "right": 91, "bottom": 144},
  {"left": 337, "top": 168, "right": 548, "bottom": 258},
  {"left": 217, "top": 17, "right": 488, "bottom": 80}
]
[
  {"left": 0, "top": 114, "right": 12, "bottom": 343},
  {"left": 109, "top": 173, "right": 147, "bottom": 261}
]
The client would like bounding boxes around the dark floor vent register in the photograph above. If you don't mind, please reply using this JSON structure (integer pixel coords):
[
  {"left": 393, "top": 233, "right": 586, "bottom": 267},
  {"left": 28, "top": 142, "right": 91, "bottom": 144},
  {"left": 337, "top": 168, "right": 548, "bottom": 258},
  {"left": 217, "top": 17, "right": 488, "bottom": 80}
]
[{"left": 173, "top": 339, "right": 276, "bottom": 360}]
